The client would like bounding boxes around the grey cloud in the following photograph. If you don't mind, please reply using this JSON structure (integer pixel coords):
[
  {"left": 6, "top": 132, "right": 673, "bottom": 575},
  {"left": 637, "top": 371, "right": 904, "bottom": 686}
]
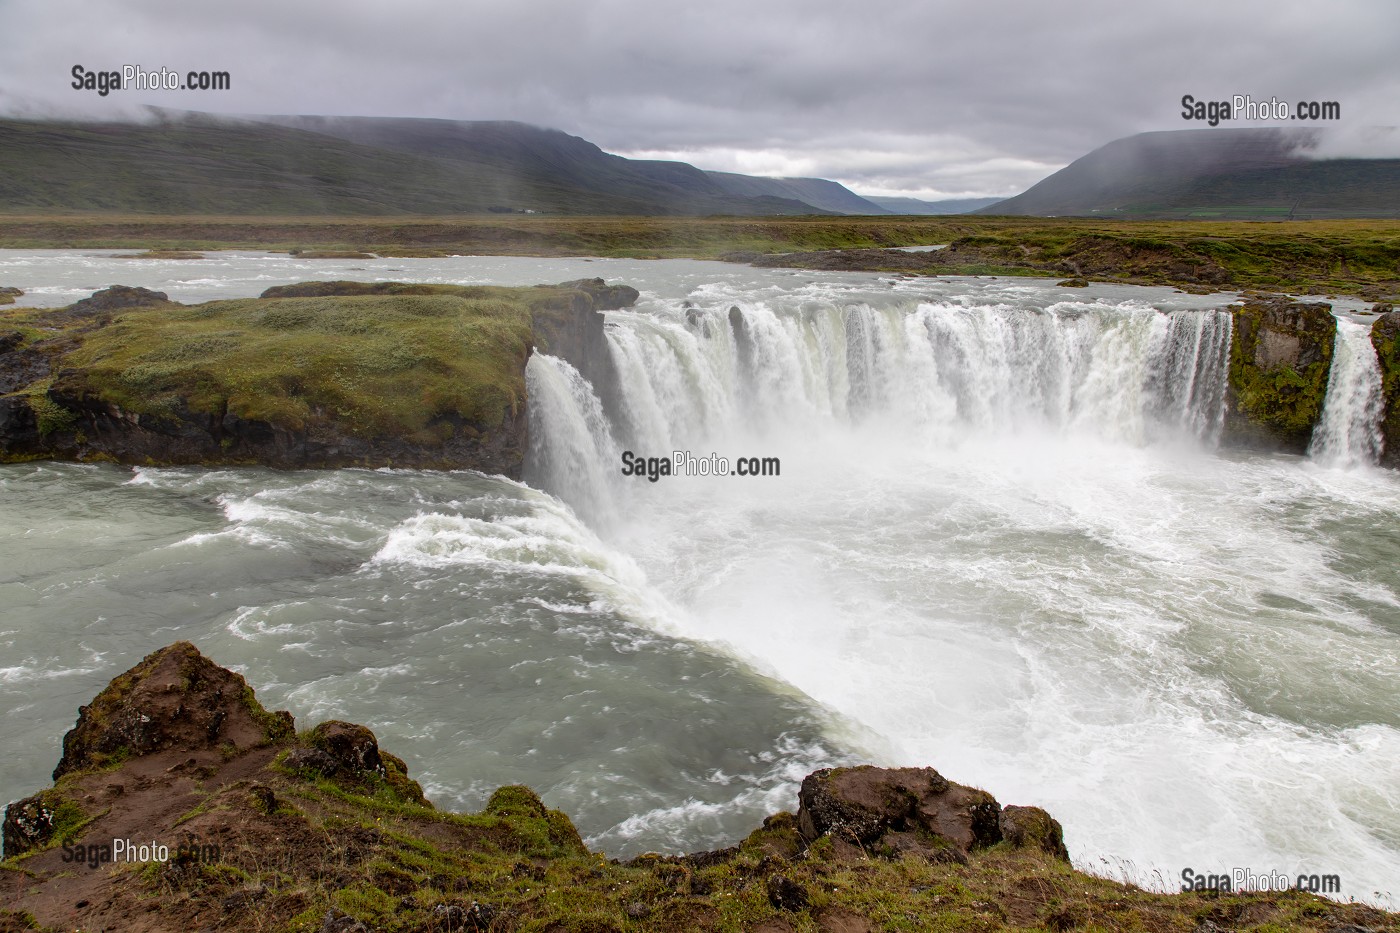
[{"left": 1, "top": 0, "right": 1396, "bottom": 197}]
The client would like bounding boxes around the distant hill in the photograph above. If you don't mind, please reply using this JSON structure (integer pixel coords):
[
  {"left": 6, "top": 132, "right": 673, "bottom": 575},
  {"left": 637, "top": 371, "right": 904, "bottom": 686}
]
[
  {"left": 0, "top": 113, "right": 846, "bottom": 216},
  {"left": 865, "top": 196, "right": 1003, "bottom": 215},
  {"left": 977, "top": 128, "right": 1400, "bottom": 219},
  {"left": 703, "top": 173, "right": 889, "bottom": 214}
]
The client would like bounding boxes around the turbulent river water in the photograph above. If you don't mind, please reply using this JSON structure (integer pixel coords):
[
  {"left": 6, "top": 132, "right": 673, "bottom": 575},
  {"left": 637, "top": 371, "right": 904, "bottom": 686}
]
[{"left": 1, "top": 251, "right": 1397, "bottom": 904}]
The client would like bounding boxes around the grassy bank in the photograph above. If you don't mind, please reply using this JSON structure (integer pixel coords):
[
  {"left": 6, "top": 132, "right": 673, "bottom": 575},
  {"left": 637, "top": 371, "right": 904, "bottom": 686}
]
[{"left": 2, "top": 214, "right": 1399, "bottom": 299}]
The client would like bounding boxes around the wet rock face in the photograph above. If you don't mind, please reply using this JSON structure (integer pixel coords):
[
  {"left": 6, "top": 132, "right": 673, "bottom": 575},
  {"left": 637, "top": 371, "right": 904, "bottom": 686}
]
[
  {"left": 1223, "top": 296, "right": 1337, "bottom": 454},
  {"left": 53, "top": 641, "right": 294, "bottom": 780},
  {"left": 528, "top": 278, "right": 637, "bottom": 422},
  {"left": 796, "top": 765, "right": 1069, "bottom": 863},
  {"left": 1373, "top": 310, "right": 1400, "bottom": 467}
]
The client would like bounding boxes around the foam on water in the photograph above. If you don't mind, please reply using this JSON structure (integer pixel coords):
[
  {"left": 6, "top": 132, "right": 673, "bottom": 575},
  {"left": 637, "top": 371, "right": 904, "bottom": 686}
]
[
  {"left": 527, "top": 280, "right": 1400, "bottom": 902},
  {"left": 2, "top": 253, "right": 1396, "bottom": 901}
]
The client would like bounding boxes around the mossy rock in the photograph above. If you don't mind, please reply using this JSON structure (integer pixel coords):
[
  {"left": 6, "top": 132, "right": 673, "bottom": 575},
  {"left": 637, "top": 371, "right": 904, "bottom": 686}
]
[
  {"left": 53, "top": 642, "right": 294, "bottom": 780},
  {"left": 1372, "top": 310, "right": 1400, "bottom": 466},
  {"left": 1224, "top": 296, "right": 1336, "bottom": 453}
]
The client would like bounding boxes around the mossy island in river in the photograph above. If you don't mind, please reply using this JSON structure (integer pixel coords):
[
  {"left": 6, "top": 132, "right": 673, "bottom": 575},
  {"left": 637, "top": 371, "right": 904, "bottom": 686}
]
[{"left": 0, "top": 279, "right": 635, "bottom": 474}]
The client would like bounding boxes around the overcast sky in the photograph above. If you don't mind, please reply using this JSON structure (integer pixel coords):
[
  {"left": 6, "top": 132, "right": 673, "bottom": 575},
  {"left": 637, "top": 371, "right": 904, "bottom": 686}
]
[{"left": 2, "top": 0, "right": 1397, "bottom": 199}]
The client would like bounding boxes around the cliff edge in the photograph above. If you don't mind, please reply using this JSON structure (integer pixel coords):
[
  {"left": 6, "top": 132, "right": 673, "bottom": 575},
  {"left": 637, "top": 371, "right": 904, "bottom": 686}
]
[{"left": 3, "top": 644, "right": 1393, "bottom": 933}]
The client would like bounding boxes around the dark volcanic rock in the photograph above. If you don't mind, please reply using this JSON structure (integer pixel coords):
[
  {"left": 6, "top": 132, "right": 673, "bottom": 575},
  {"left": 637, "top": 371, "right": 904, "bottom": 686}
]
[
  {"left": 1222, "top": 295, "right": 1336, "bottom": 454},
  {"left": 553, "top": 277, "right": 641, "bottom": 311},
  {"left": 797, "top": 765, "right": 1002, "bottom": 857},
  {"left": 766, "top": 873, "right": 809, "bottom": 911},
  {"left": 529, "top": 278, "right": 636, "bottom": 419},
  {"left": 1, "top": 793, "right": 58, "bottom": 859},
  {"left": 63, "top": 284, "right": 169, "bottom": 317},
  {"left": 53, "top": 641, "right": 294, "bottom": 780},
  {"left": 309, "top": 721, "right": 386, "bottom": 777},
  {"left": 1373, "top": 310, "right": 1400, "bottom": 467},
  {"left": 283, "top": 746, "right": 342, "bottom": 776}
]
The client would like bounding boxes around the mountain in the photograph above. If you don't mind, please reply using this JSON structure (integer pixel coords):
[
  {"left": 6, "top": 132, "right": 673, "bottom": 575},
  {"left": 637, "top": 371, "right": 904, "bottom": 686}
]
[
  {"left": 865, "top": 195, "right": 1003, "bottom": 214},
  {"left": 0, "top": 113, "right": 835, "bottom": 216},
  {"left": 976, "top": 128, "right": 1400, "bottom": 219},
  {"left": 703, "top": 172, "right": 889, "bottom": 214},
  {"left": 265, "top": 116, "right": 891, "bottom": 215}
]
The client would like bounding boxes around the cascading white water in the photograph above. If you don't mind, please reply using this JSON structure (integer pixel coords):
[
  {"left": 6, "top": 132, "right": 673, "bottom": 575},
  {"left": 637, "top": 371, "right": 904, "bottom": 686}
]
[
  {"left": 530, "top": 295, "right": 1235, "bottom": 493},
  {"left": 1309, "top": 317, "right": 1385, "bottom": 468},
  {"left": 524, "top": 354, "right": 623, "bottom": 527},
  {"left": 2, "top": 252, "right": 1397, "bottom": 904},
  {"left": 519, "top": 287, "right": 1400, "bottom": 903}
]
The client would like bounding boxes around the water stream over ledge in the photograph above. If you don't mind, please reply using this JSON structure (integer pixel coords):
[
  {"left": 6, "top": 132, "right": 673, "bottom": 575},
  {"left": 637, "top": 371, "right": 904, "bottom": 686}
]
[{"left": 1, "top": 251, "right": 1397, "bottom": 904}]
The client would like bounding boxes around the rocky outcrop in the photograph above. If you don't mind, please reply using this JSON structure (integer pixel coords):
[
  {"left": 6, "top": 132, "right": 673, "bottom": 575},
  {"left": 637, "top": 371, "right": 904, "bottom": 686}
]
[
  {"left": 528, "top": 278, "right": 638, "bottom": 419},
  {"left": 0, "top": 286, "right": 21, "bottom": 305},
  {"left": 63, "top": 284, "right": 170, "bottom": 316},
  {"left": 796, "top": 765, "right": 1067, "bottom": 863},
  {"left": 1223, "top": 296, "right": 1336, "bottom": 454},
  {"left": 11, "top": 384, "right": 530, "bottom": 474},
  {"left": 53, "top": 641, "right": 293, "bottom": 780},
  {"left": 0, "top": 279, "right": 638, "bottom": 474},
  {"left": 4, "top": 644, "right": 1392, "bottom": 933},
  {"left": 1374, "top": 310, "right": 1400, "bottom": 467}
]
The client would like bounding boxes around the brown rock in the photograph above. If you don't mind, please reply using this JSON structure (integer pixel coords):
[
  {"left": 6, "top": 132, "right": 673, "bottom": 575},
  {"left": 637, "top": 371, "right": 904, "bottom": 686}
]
[
  {"left": 53, "top": 641, "right": 294, "bottom": 780},
  {"left": 309, "top": 721, "right": 385, "bottom": 776},
  {"left": 797, "top": 765, "right": 1001, "bottom": 856},
  {"left": 814, "top": 907, "right": 876, "bottom": 933}
]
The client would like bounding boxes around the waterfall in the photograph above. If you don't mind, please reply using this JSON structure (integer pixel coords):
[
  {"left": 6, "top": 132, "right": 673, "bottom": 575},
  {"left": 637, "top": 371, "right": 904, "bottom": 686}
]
[
  {"left": 1309, "top": 317, "right": 1384, "bottom": 468},
  {"left": 524, "top": 354, "right": 622, "bottom": 527},
  {"left": 526, "top": 294, "right": 1236, "bottom": 508}
]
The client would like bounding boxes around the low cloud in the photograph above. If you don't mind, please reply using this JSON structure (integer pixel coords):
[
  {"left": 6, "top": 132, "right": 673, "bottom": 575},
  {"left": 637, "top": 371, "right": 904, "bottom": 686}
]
[{"left": 2, "top": 0, "right": 1396, "bottom": 197}]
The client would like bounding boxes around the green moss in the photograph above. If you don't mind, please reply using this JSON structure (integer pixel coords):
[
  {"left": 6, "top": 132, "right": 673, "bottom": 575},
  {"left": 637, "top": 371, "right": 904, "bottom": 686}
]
[
  {"left": 240, "top": 683, "right": 294, "bottom": 743},
  {"left": 1374, "top": 317, "right": 1400, "bottom": 464},
  {"left": 25, "top": 391, "right": 76, "bottom": 437},
  {"left": 49, "top": 291, "right": 535, "bottom": 444},
  {"left": 1228, "top": 305, "right": 1335, "bottom": 442}
]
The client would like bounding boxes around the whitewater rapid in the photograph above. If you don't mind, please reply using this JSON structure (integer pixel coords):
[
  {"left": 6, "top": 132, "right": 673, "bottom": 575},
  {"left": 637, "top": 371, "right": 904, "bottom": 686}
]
[
  {"left": 527, "top": 278, "right": 1399, "bottom": 903},
  {"left": 0, "top": 251, "right": 1394, "bottom": 904}
]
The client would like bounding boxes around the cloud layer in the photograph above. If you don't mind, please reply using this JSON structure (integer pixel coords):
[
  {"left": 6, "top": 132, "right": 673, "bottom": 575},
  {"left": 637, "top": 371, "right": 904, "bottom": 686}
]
[{"left": 3, "top": 0, "right": 1396, "bottom": 197}]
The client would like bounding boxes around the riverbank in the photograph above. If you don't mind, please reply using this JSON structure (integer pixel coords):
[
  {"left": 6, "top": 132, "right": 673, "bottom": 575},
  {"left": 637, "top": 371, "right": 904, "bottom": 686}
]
[
  {"left": 2, "top": 215, "right": 1399, "bottom": 301},
  {"left": 3, "top": 643, "right": 1393, "bottom": 933}
]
